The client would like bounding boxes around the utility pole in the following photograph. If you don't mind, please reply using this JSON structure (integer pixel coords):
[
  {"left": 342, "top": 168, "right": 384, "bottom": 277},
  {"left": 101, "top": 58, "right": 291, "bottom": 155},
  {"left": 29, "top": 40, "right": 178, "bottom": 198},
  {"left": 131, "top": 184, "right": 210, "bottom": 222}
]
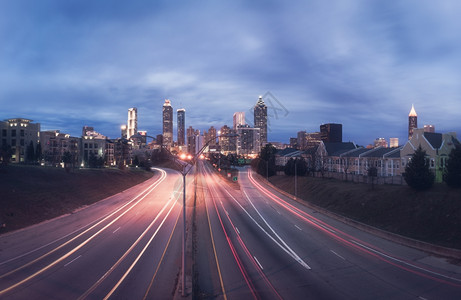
[
  {"left": 295, "top": 159, "right": 298, "bottom": 199},
  {"left": 130, "top": 132, "right": 238, "bottom": 297}
]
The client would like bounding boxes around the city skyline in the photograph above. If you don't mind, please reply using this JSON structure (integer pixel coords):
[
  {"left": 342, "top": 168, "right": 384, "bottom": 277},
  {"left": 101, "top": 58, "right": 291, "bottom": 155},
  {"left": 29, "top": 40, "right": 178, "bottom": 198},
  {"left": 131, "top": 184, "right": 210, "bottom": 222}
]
[{"left": 1, "top": 1, "right": 461, "bottom": 145}]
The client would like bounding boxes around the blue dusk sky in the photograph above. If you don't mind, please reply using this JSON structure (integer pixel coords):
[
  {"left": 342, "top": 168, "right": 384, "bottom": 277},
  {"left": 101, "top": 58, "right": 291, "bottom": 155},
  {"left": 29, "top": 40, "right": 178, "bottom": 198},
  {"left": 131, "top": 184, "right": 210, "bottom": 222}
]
[{"left": 1, "top": 0, "right": 460, "bottom": 146}]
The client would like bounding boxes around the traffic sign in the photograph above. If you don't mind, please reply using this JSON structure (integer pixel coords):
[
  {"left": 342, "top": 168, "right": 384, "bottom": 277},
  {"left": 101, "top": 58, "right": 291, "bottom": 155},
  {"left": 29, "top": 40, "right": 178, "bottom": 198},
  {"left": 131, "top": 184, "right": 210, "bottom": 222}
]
[{"left": 232, "top": 176, "right": 238, "bottom": 182}]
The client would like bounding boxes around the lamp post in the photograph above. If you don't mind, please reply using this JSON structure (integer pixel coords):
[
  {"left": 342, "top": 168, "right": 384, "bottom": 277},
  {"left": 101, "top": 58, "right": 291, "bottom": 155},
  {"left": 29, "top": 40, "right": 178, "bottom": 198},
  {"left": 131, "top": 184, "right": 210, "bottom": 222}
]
[
  {"left": 131, "top": 132, "right": 237, "bottom": 296},
  {"left": 294, "top": 158, "right": 298, "bottom": 199}
]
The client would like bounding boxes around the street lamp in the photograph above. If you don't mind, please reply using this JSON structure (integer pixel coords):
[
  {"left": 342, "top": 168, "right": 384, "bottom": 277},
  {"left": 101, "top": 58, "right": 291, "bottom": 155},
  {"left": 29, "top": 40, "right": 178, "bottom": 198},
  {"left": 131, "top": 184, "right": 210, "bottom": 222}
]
[
  {"left": 130, "top": 132, "right": 237, "bottom": 296},
  {"left": 294, "top": 158, "right": 298, "bottom": 199}
]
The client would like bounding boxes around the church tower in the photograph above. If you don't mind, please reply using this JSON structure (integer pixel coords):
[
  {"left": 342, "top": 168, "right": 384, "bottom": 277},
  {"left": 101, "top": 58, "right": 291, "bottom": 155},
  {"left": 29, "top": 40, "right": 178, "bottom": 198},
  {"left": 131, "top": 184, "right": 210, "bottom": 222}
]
[{"left": 408, "top": 104, "right": 417, "bottom": 139}]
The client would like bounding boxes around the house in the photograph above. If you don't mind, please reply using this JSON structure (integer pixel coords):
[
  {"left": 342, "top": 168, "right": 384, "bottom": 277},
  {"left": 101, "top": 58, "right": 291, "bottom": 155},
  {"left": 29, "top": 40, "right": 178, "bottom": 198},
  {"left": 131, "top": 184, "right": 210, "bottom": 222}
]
[
  {"left": 275, "top": 148, "right": 303, "bottom": 166},
  {"left": 400, "top": 128, "right": 460, "bottom": 182},
  {"left": 316, "top": 142, "right": 356, "bottom": 172}
]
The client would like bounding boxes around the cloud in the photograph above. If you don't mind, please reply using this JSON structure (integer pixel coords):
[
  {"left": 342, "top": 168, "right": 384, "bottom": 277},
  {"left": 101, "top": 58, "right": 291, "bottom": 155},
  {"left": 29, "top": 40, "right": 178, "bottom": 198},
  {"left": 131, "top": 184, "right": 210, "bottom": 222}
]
[{"left": 0, "top": 1, "right": 460, "bottom": 144}]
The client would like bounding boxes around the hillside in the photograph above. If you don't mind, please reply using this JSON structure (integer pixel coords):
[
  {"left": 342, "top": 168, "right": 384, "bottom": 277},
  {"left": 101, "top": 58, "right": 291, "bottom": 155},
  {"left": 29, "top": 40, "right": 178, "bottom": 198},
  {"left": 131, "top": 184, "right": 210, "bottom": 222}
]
[
  {"left": 0, "top": 165, "right": 154, "bottom": 234},
  {"left": 269, "top": 175, "right": 461, "bottom": 250}
]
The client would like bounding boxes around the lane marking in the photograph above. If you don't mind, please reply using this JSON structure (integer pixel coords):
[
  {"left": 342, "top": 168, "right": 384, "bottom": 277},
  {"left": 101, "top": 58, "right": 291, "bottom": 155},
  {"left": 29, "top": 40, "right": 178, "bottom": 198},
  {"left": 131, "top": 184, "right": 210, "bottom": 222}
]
[
  {"left": 143, "top": 208, "right": 182, "bottom": 300},
  {"left": 351, "top": 241, "right": 461, "bottom": 283},
  {"left": 104, "top": 201, "right": 179, "bottom": 299},
  {"left": 0, "top": 169, "right": 167, "bottom": 278},
  {"left": 113, "top": 227, "right": 121, "bottom": 234},
  {"left": 204, "top": 186, "right": 228, "bottom": 300},
  {"left": 330, "top": 250, "right": 345, "bottom": 260},
  {"left": 237, "top": 189, "right": 311, "bottom": 270},
  {"left": 247, "top": 169, "right": 461, "bottom": 287},
  {"left": 295, "top": 225, "right": 302, "bottom": 231},
  {"left": 254, "top": 256, "right": 264, "bottom": 270},
  {"left": 0, "top": 169, "right": 169, "bottom": 296},
  {"left": 236, "top": 227, "right": 240, "bottom": 235},
  {"left": 64, "top": 255, "right": 82, "bottom": 267}
]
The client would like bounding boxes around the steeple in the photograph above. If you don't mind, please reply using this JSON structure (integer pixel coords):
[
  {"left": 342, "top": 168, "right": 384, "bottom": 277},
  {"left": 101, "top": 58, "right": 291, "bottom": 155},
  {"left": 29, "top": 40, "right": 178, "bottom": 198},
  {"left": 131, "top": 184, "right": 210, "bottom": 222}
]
[
  {"left": 408, "top": 104, "right": 418, "bottom": 139},
  {"left": 409, "top": 104, "right": 417, "bottom": 117}
]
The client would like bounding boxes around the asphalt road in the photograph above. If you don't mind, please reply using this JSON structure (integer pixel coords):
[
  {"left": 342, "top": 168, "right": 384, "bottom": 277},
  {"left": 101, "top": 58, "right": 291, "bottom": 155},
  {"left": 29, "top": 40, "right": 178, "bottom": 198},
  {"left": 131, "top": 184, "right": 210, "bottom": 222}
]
[
  {"left": 194, "top": 161, "right": 461, "bottom": 299},
  {"left": 1, "top": 163, "right": 461, "bottom": 299},
  {"left": 0, "top": 167, "right": 192, "bottom": 299}
]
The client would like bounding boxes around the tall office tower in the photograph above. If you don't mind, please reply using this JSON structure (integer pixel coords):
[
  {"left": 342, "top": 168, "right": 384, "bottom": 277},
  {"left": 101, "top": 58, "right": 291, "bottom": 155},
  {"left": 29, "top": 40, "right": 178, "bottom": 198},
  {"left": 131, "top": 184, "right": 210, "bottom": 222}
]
[
  {"left": 233, "top": 112, "right": 245, "bottom": 130},
  {"left": 163, "top": 100, "right": 173, "bottom": 147},
  {"left": 408, "top": 104, "right": 417, "bottom": 139},
  {"left": 219, "top": 125, "right": 237, "bottom": 154},
  {"left": 207, "top": 126, "right": 217, "bottom": 146},
  {"left": 177, "top": 108, "right": 186, "bottom": 146},
  {"left": 320, "top": 123, "right": 342, "bottom": 143},
  {"left": 297, "top": 131, "right": 307, "bottom": 149},
  {"left": 254, "top": 96, "right": 268, "bottom": 145},
  {"left": 236, "top": 124, "right": 261, "bottom": 156},
  {"left": 424, "top": 124, "right": 435, "bottom": 133},
  {"left": 389, "top": 138, "right": 399, "bottom": 148},
  {"left": 127, "top": 108, "right": 137, "bottom": 139}
]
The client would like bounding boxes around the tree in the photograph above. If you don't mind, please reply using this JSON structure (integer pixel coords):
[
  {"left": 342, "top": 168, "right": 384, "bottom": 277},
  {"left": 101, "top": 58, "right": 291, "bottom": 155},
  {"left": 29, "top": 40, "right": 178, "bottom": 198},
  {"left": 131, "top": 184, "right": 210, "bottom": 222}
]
[
  {"left": 285, "top": 158, "right": 307, "bottom": 176},
  {"left": 133, "top": 155, "right": 140, "bottom": 166},
  {"left": 0, "top": 144, "right": 13, "bottom": 165},
  {"left": 88, "top": 152, "right": 104, "bottom": 168},
  {"left": 257, "top": 144, "right": 277, "bottom": 178},
  {"left": 367, "top": 166, "right": 377, "bottom": 190},
  {"left": 444, "top": 146, "right": 461, "bottom": 188},
  {"left": 35, "top": 142, "right": 42, "bottom": 162},
  {"left": 403, "top": 145, "right": 435, "bottom": 190},
  {"left": 26, "top": 141, "right": 35, "bottom": 164},
  {"left": 284, "top": 158, "right": 295, "bottom": 176},
  {"left": 62, "top": 151, "right": 73, "bottom": 172}
]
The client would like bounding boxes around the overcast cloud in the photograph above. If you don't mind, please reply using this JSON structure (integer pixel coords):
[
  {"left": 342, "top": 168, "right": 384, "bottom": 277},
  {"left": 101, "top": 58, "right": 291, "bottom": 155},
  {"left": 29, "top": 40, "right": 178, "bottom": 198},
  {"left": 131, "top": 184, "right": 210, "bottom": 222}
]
[{"left": 1, "top": 0, "right": 460, "bottom": 145}]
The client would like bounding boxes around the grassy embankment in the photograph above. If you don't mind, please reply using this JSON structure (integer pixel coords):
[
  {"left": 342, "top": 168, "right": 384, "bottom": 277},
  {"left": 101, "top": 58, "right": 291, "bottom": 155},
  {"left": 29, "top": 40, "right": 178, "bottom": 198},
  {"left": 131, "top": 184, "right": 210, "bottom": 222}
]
[
  {"left": 269, "top": 175, "right": 461, "bottom": 250},
  {"left": 0, "top": 164, "right": 154, "bottom": 234}
]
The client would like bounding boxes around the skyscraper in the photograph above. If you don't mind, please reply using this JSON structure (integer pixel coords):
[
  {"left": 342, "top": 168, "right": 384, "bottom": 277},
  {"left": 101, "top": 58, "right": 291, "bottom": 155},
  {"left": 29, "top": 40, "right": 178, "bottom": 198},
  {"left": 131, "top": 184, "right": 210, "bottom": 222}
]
[
  {"left": 163, "top": 99, "right": 173, "bottom": 147},
  {"left": 218, "top": 125, "right": 237, "bottom": 154},
  {"left": 236, "top": 124, "right": 261, "bottom": 156},
  {"left": 320, "top": 123, "right": 342, "bottom": 143},
  {"left": 177, "top": 108, "right": 185, "bottom": 146},
  {"left": 207, "top": 126, "right": 217, "bottom": 146},
  {"left": 127, "top": 108, "right": 137, "bottom": 139},
  {"left": 254, "top": 96, "right": 268, "bottom": 146},
  {"left": 408, "top": 104, "right": 417, "bottom": 139},
  {"left": 233, "top": 112, "right": 245, "bottom": 130},
  {"left": 390, "top": 138, "right": 399, "bottom": 148}
]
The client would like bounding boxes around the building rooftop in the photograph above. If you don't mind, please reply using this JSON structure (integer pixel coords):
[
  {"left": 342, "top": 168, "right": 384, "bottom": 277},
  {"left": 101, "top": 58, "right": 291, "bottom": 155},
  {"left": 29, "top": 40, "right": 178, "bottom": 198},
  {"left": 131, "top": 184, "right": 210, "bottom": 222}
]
[
  {"left": 324, "top": 142, "right": 356, "bottom": 156},
  {"left": 423, "top": 132, "right": 442, "bottom": 149}
]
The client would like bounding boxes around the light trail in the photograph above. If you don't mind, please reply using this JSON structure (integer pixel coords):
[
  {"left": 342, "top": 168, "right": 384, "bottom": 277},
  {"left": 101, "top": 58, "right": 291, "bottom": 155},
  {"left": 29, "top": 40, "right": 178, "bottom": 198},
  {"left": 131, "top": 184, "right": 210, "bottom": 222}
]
[
  {"left": 103, "top": 199, "right": 179, "bottom": 299},
  {"left": 247, "top": 168, "right": 461, "bottom": 288},
  {"left": 205, "top": 164, "right": 283, "bottom": 299},
  {"left": 0, "top": 169, "right": 168, "bottom": 296}
]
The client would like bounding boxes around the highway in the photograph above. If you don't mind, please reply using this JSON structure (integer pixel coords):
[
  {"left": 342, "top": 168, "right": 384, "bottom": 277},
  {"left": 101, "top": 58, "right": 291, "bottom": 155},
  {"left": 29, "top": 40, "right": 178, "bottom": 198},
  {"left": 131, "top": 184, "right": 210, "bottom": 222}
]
[
  {"left": 194, "top": 161, "right": 461, "bottom": 299},
  {"left": 0, "top": 167, "right": 192, "bottom": 299},
  {"left": 1, "top": 163, "right": 461, "bottom": 299}
]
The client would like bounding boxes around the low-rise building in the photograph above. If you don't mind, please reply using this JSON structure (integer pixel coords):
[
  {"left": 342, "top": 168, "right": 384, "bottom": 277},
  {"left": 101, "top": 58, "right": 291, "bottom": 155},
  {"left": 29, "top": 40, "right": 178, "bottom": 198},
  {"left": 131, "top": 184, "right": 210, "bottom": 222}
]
[
  {"left": 0, "top": 118, "right": 40, "bottom": 163},
  {"left": 400, "top": 128, "right": 460, "bottom": 182},
  {"left": 40, "top": 130, "right": 80, "bottom": 167}
]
